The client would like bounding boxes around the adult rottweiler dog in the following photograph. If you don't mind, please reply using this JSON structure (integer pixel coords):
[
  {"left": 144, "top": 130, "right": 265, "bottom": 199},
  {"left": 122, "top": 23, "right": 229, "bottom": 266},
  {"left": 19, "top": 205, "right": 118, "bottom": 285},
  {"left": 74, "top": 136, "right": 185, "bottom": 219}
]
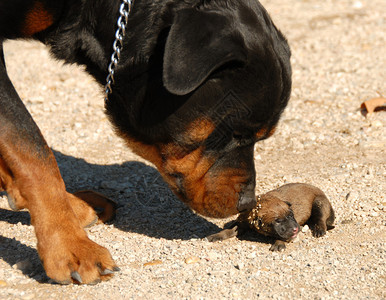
[{"left": 0, "top": 0, "right": 291, "bottom": 284}]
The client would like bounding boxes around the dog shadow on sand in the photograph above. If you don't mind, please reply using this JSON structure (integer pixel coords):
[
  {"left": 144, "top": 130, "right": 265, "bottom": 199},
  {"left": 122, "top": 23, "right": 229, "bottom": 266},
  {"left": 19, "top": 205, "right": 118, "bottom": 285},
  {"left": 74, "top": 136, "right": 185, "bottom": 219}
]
[
  {"left": 1, "top": 150, "right": 222, "bottom": 239},
  {"left": 51, "top": 150, "right": 222, "bottom": 240}
]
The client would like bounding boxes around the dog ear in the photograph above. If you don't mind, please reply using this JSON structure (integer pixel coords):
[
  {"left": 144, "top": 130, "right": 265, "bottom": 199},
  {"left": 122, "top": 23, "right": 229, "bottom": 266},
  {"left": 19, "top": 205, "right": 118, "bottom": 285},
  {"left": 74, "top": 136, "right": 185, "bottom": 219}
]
[{"left": 163, "top": 8, "right": 247, "bottom": 95}]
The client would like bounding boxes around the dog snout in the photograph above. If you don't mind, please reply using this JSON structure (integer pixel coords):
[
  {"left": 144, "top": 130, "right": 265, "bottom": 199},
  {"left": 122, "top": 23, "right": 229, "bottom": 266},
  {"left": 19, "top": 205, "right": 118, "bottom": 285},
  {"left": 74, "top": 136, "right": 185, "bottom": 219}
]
[{"left": 237, "top": 183, "right": 256, "bottom": 212}]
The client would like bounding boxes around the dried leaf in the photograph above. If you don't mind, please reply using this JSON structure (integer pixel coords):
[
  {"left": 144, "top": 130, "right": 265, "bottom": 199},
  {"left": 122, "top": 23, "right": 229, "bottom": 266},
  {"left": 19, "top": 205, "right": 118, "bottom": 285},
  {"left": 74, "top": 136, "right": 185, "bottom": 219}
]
[{"left": 360, "top": 97, "right": 386, "bottom": 115}]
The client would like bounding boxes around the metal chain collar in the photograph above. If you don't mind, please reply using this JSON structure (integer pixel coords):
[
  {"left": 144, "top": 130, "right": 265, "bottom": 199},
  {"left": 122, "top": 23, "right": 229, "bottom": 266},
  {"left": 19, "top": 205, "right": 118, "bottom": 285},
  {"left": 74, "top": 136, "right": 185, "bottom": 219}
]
[{"left": 104, "top": 0, "right": 134, "bottom": 103}]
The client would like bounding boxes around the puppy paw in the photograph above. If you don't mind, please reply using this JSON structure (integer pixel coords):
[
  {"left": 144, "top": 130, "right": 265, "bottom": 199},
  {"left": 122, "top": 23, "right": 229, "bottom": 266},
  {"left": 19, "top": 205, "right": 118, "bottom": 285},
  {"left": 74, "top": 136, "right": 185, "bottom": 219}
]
[
  {"left": 269, "top": 240, "right": 286, "bottom": 251},
  {"left": 311, "top": 224, "right": 327, "bottom": 238},
  {"left": 205, "top": 226, "right": 239, "bottom": 242},
  {"left": 205, "top": 233, "right": 224, "bottom": 242}
]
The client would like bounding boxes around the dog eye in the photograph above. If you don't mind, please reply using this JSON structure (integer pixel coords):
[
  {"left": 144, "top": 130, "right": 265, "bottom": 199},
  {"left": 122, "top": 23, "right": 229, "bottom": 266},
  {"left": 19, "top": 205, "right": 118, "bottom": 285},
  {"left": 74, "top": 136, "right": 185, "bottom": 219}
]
[
  {"left": 232, "top": 132, "right": 255, "bottom": 147},
  {"left": 232, "top": 132, "right": 244, "bottom": 140}
]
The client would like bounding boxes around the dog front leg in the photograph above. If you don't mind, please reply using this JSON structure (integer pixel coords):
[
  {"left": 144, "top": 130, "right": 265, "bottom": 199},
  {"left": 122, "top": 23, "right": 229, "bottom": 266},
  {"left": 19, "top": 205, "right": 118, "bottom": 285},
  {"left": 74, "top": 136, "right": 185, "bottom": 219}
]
[{"left": 0, "top": 45, "right": 118, "bottom": 284}]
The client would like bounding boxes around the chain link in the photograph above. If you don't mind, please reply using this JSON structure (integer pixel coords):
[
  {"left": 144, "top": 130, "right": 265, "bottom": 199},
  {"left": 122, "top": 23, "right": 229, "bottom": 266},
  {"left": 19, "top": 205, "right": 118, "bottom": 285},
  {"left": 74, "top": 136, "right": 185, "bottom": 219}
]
[{"left": 104, "top": 0, "right": 134, "bottom": 103}]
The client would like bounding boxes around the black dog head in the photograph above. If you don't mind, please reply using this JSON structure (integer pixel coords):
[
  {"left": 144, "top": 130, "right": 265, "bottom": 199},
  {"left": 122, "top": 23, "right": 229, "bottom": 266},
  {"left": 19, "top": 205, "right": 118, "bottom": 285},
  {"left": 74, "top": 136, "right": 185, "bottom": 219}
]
[{"left": 107, "top": 0, "right": 291, "bottom": 218}]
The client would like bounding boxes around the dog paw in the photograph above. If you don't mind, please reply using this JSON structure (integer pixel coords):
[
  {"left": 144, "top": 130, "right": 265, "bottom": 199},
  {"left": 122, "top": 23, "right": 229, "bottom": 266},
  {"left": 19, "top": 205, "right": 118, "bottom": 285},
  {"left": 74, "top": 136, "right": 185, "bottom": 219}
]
[
  {"left": 35, "top": 216, "right": 119, "bottom": 284},
  {"left": 205, "top": 233, "right": 223, "bottom": 242},
  {"left": 38, "top": 229, "right": 118, "bottom": 284},
  {"left": 312, "top": 228, "right": 326, "bottom": 238},
  {"left": 269, "top": 240, "right": 286, "bottom": 251},
  {"left": 73, "top": 191, "right": 117, "bottom": 224},
  {"left": 68, "top": 192, "right": 98, "bottom": 228},
  {"left": 311, "top": 224, "right": 327, "bottom": 238}
]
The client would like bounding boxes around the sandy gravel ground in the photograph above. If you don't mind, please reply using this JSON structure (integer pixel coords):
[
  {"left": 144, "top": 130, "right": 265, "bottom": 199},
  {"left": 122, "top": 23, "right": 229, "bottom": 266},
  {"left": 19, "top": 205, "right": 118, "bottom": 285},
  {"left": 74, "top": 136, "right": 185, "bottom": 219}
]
[{"left": 0, "top": 0, "right": 385, "bottom": 299}]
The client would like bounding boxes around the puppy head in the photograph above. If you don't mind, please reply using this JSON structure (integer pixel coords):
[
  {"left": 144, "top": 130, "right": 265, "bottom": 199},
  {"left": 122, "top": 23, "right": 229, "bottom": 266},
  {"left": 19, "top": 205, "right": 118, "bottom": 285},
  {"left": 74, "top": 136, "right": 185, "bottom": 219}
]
[
  {"left": 108, "top": 1, "right": 291, "bottom": 218},
  {"left": 246, "top": 195, "right": 299, "bottom": 241}
]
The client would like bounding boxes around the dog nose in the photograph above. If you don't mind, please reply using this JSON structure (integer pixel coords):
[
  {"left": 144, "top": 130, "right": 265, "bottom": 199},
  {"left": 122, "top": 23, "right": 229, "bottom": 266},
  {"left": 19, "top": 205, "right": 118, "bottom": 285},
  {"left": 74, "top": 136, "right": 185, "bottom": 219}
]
[{"left": 237, "top": 184, "right": 256, "bottom": 212}]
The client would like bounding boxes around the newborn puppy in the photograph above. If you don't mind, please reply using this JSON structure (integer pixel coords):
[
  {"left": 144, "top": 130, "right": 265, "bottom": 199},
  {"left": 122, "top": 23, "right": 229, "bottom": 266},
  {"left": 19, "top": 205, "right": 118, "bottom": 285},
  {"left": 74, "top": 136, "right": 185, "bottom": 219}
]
[{"left": 206, "top": 183, "right": 335, "bottom": 251}]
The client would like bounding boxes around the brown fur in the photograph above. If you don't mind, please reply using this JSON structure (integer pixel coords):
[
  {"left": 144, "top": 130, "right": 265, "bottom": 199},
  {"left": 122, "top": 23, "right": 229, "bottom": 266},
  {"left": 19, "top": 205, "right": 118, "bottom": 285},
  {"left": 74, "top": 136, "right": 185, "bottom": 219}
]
[
  {"left": 116, "top": 118, "right": 246, "bottom": 217},
  {"left": 206, "top": 183, "right": 335, "bottom": 251},
  {"left": 72, "top": 191, "right": 117, "bottom": 225},
  {"left": 256, "top": 124, "right": 277, "bottom": 140},
  {"left": 185, "top": 118, "right": 216, "bottom": 142},
  {"left": 161, "top": 146, "right": 245, "bottom": 217},
  {"left": 22, "top": 1, "right": 54, "bottom": 37},
  {"left": 0, "top": 139, "right": 117, "bottom": 283}
]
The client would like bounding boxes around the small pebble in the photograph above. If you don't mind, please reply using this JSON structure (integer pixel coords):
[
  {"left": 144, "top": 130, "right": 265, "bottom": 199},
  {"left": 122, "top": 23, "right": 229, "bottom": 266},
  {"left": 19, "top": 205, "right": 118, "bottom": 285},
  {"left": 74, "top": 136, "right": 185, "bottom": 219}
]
[
  {"left": 185, "top": 256, "right": 200, "bottom": 264},
  {"left": 301, "top": 225, "right": 309, "bottom": 233}
]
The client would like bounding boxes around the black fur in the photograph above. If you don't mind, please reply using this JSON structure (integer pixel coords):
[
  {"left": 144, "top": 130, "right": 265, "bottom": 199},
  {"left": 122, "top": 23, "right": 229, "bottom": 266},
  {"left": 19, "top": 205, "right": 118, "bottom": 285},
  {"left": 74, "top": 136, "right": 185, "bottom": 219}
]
[{"left": 272, "top": 210, "right": 299, "bottom": 241}]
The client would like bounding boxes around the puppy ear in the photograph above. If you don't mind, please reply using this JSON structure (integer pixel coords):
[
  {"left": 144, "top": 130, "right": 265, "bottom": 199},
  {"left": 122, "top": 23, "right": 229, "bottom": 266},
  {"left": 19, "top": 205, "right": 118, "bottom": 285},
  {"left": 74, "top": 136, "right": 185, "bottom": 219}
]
[{"left": 163, "top": 8, "right": 247, "bottom": 95}]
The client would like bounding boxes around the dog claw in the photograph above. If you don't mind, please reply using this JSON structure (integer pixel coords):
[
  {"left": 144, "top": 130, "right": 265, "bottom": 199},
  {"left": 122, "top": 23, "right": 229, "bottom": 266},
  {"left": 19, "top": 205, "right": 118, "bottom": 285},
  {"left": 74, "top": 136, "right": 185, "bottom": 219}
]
[
  {"left": 7, "top": 194, "right": 19, "bottom": 211},
  {"left": 71, "top": 271, "right": 82, "bottom": 283},
  {"left": 97, "top": 262, "right": 119, "bottom": 275},
  {"left": 100, "top": 268, "right": 114, "bottom": 275}
]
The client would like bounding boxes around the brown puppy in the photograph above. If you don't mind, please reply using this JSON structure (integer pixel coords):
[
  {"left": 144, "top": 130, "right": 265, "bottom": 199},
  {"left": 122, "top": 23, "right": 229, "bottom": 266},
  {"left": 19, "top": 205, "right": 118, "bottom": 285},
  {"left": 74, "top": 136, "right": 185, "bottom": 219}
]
[{"left": 206, "top": 183, "right": 335, "bottom": 251}]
